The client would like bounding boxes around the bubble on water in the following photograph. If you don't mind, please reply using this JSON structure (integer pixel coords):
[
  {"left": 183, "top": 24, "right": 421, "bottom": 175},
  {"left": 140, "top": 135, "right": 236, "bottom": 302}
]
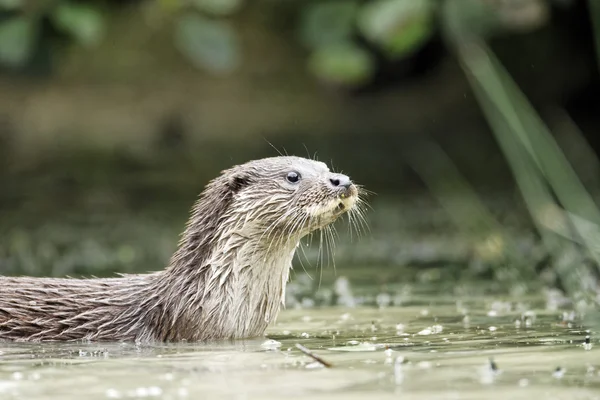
[
  {"left": 105, "top": 388, "right": 122, "bottom": 399},
  {"left": 301, "top": 332, "right": 310, "bottom": 338},
  {"left": 491, "top": 301, "right": 512, "bottom": 313},
  {"left": 518, "top": 378, "right": 529, "bottom": 387},
  {"left": 394, "top": 356, "right": 404, "bottom": 385},
  {"left": 393, "top": 294, "right": 405, "bottom": 306},
  {"left": 479, "top": 358, "right": 501, "bottom": 385},
  {"left": 261, "top": 339, "right": 282, "bottom": 350},
  {"left": 522, "top": 310, "right": 536, "bottom": 327},
  {"left": 305, "top": 361, "right": 324, "bottom": 369},
  {"left": 417, "top": 361, "right": 432, "bottom": 369},
  {"left": 177, "top": 388, "right": 189, "bottom": 397},
  {"left": 134, "top": 387, "right": 149, "bottom": 397},
  {"left": 552, "top": 367, "right": 566, "bottom": 379},
  {"left": 395, "top": 323, "right": 405, "bottom": 335},
  {"left": 583, "top": 335, "right": 592, "bottom": 351},
  {"left": 586, "top": 364, "right": 596, "bottom": 377},
  {"left": 370, "top": 321, "right": 377, "bottom": 332},
  {"left": 488, "top": 326, "right": 497, "bottom": 332},
  {"left": 29, "top": 372, "right": 41, "bottom": 381},
  {"left": 417, "top": 325, "right": 442, "bottom": 335},
  {"left": 562, "top": 310, "right": 576, "bottom": 322},
  {"left": 376, "top": 293, "right": 391, "bottom": 308},
  {"left": 545, "top": 288, "right": 571, "bottom": 311},
  {"left": 334, "top": 277, "right": 355, "bottom": 307},
  {"left": 11, "top": 372, "right": 23, "bottom": 381}
]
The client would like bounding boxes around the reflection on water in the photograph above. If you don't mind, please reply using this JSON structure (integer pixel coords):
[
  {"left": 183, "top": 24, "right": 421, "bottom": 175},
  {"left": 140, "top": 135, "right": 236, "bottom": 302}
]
[{"left": 0, "top": 283, "right": 598, "bottom": 400}]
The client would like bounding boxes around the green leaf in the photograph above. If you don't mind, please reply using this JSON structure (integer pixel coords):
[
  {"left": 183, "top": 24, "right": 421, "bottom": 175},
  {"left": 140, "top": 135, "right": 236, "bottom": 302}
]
[
  {"left": 441, "top": 0, "right": 500, "bottom": 42},
  {"left": 0, "top": 16, "right": 36, "bottom": 67},
  {"left": 175, "top": 14, "right": 240, "bottom": 74},
  {"left": 299, "top": 0, "right": 359, "bottom": 49},
  {"left": 358, "top": 0, "right": 434, "bottom": 59},
  {"left": 192, "top": 0, "right": 243, "bottom": 16},
  {"left": 308, "top": 43, "right": 375, "bottom": 87},
  {"left": 0, "top": 0, "right": 22, "bottom": 10},
  {"left": 51, "top": 3, "right": 105, "bottom": 47}
]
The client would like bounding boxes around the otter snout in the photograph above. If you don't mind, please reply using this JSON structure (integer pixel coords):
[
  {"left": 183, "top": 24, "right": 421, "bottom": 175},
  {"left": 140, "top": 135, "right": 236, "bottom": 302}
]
[
  {"left": 328, "top": 173, "right": 357, "bottom": 201},
  {"left": 329, "top": 173, "right": 352, "bottom": 189}
]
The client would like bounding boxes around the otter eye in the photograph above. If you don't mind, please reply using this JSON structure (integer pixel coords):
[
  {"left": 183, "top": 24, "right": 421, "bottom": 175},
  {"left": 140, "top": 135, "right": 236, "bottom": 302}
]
[{"left": 286, "top": 171, "right": 301, "bottom": 183}]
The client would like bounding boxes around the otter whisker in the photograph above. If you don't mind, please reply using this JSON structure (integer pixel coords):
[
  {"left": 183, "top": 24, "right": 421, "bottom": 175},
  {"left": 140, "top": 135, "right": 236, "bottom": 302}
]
[
  {"left": 349, "top": 209, "right": 362, "bottom": 239},
  {"left": 350, "top": 197, "right": 370, "bottom": 237},
  {"left": 317, "top": 227, "right": 325, "bottom": 290},
  {"left": 324, "top": 225, "right": 337, "bottom": 276},
  {"left": 257, "top": 207, "right": 298, "bottom": 258},
  {"left": 295, "top": 238, "right": 314, "bottom": 281}
]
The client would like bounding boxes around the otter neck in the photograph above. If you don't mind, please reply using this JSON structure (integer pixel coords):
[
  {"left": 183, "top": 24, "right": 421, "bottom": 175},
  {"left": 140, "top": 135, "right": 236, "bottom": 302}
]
[{"left": 149, "top": 224, "right": 300, "bottom": 341}]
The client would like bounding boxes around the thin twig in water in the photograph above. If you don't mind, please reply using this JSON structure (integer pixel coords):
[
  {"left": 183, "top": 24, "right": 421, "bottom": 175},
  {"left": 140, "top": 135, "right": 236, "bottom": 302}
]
[{"left": 295, "top": 343, "right": 333, "bottom": 368}]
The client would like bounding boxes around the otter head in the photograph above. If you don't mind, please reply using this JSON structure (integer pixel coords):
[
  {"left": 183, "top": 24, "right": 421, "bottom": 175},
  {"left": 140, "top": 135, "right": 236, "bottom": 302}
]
[
  {"left": 219, "top": 156, "right": 359, "bottom": 240},
  {"left": 161, "top": 156, "right": 364, "bottom": 340},
  {"left": 173, "top": 155, "right": 363, "bottom": 273}
]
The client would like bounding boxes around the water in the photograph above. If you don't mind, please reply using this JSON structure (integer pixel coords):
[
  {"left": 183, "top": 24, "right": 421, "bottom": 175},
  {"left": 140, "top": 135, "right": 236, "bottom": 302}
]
[{"left": 0, "top": 284, "right": 597, "bottom": 400}]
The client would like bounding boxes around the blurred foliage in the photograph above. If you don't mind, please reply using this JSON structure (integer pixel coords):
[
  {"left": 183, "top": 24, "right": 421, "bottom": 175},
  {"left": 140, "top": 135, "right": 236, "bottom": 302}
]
[
  {"left": 440, "top": 0, "right": 600, "bottom": 314},
  {"left": 1, "top": 0, "right": 599, "bottom": 311},
  {"left": 0, "top": 15, "right": 36, "bottom": 66},
  {"left": 174, "top": 14, "right": 239, "bottom": 73},
  {"left": 0, "top": 0, "right": 555, "bottom": 86},
  {"left": 0, "top": 1, "right": 105, "bottom": 67},
  {"left": 357, "top": 0, "right": 434, "bottom": 58}
]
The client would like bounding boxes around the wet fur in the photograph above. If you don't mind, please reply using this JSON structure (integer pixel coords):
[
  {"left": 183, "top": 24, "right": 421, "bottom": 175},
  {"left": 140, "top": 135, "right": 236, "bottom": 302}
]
[{"left": 0, "top": 157, "right": 361, "bottom": 342}]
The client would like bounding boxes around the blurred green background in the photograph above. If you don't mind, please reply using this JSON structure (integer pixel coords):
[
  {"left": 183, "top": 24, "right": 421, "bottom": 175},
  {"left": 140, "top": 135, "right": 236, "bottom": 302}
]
[{"left": 1, "top": 0, "right": 600, "bottom": 308}]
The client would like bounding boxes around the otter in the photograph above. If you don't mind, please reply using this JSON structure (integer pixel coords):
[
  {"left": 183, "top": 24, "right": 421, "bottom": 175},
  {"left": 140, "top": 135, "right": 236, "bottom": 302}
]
[{"left": 0, "top": 156, "right": 364, "bottom": 342}]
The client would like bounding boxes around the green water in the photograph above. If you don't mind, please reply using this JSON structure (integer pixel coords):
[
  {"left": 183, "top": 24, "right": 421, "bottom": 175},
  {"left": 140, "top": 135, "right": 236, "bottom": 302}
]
[
  {"left": 0, "top": 194, "right": 598, "bottom": 399},
  {"left": 0, "top": 282, "right": 597, "bottom": 400}
]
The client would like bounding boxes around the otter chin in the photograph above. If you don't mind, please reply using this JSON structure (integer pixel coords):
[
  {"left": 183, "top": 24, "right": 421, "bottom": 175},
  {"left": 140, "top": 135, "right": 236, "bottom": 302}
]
[{"left": 0, "top": 156, "right": 364, "bottom": 342}]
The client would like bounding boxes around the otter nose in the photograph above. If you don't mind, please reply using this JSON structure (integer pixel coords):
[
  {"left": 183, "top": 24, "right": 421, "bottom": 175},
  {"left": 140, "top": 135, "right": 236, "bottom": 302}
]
[{"left": 329, "top": 174, "right": 352, "bottom": 189}]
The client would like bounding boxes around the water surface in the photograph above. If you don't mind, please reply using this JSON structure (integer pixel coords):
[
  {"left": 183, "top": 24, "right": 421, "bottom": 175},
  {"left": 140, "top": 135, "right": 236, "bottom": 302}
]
[{"left": 0, "top": 283, "right": 597, "bottom": 400}]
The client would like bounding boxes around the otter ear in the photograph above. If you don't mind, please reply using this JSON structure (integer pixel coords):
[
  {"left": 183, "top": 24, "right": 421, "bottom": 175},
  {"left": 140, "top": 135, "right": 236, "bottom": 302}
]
[{"left": 228, "top": 173, "right": 251, "bottom": 193}]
